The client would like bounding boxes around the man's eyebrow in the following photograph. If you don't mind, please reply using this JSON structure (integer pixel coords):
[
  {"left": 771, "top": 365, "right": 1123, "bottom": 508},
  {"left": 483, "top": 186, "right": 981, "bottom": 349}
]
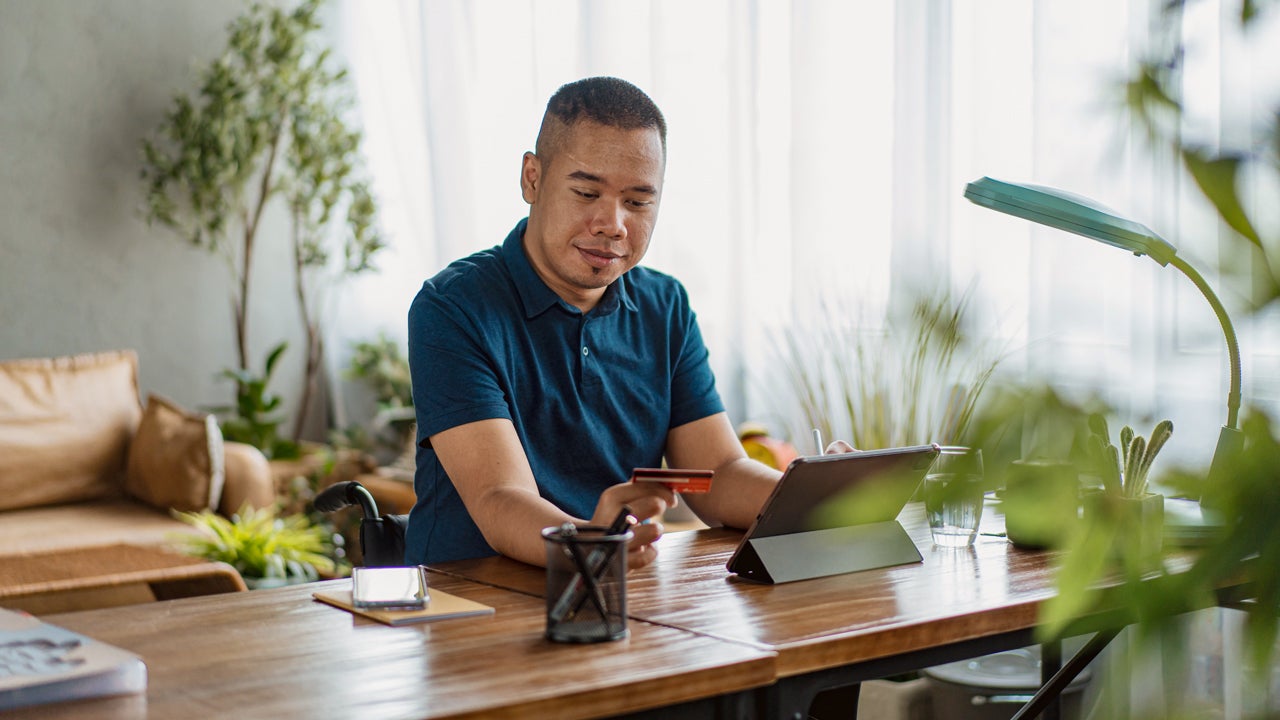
[{"left": 566, "top": 169, "right": 657, "bottom": 196}]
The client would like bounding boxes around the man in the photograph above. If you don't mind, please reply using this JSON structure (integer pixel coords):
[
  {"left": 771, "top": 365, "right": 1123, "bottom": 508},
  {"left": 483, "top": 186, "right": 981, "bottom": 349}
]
[{"left": 405, "top": 76, "right": 785, "bottom": 569}]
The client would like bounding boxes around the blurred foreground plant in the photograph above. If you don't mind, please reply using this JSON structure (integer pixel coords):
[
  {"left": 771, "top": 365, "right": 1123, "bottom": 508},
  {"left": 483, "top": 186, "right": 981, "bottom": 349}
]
[
  {"left": 1021, "top": 2, "right": 1280, "bottom": 711},
  {"left": 1117, "top": 0, "right": 1280, "bottom": 654}
]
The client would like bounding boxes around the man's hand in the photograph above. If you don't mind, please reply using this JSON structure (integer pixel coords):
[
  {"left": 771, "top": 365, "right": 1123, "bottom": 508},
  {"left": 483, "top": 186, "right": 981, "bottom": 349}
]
[
  {"left": 591, "top": 482, "right": 677, "bottom": 571},
  {"left": 824, "top": 440, "right": 858, "bottom": 454}
]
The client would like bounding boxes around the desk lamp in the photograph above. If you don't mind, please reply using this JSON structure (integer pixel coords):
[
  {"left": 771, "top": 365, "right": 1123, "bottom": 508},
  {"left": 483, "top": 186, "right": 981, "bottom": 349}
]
[{"left": 964, "top": 176, "right": 1244, "bottom": 490}]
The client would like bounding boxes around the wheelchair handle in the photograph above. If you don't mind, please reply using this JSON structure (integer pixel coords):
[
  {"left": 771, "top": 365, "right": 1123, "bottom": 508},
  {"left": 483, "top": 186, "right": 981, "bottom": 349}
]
[{"left": 314, "top": 481, "right": 380, "bottom": 521}]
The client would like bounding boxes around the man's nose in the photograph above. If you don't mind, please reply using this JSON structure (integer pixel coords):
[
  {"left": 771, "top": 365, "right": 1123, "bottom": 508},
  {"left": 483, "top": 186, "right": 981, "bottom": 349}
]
[{"left": 591, "top": 201, "right": 626, "bottom": 239}]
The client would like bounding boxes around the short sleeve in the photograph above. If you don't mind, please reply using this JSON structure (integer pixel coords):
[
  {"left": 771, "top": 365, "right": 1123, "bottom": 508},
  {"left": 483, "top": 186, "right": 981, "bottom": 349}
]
[
  {"left": 667, "top": 285, "right": 724, "bottom": 428},
  {"left": 408, "top": 284, "right": 512, "bottom": 445}
]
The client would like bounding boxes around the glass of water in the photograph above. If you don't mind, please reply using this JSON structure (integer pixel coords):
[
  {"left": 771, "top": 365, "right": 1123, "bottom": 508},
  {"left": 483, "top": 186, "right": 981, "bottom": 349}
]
[{"left": 923, "top": 447, "right": 985, "bottom": 547}]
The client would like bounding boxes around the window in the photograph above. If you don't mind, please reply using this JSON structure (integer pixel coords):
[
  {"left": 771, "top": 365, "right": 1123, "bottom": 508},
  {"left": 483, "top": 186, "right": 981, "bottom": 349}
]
[{"left": 335, "top": 0, "right": 1280, "bottom": 467}]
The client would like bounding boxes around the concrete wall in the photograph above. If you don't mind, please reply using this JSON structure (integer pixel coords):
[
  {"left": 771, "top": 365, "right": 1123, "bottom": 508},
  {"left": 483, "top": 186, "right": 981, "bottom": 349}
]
[{"left": 0, "top": 0, "right": 344, "bottom": 441}]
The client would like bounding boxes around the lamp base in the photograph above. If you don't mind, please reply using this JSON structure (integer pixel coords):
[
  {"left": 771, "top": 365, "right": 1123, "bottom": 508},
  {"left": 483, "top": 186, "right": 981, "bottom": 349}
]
[{"left": 1202, "top": 425, "right": 1245, "bottom": 510}]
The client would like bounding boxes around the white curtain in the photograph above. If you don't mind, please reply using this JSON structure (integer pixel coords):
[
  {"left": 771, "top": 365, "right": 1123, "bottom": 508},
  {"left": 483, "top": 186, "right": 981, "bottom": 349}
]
[{"left": 330, "top": 0, "right": 1279, "bottom": 470}]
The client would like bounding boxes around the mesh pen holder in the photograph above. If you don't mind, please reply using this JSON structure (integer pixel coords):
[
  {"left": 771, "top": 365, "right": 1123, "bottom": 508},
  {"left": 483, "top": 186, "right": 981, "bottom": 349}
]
[{"left": 542, "top": 524, "right": 631, "bottom": 643}]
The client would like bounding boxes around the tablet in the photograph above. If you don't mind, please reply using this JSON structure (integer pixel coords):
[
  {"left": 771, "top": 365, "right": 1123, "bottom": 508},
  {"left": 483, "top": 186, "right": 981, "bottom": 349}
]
[{"left": 727, "top": 444, "right": 940, "bottom": 581}]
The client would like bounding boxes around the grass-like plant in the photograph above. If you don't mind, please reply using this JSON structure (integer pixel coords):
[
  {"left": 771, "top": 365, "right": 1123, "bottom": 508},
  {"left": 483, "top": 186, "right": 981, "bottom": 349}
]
[
  {"left": 171, "top": 503, "right": 336, "bottom": 584},
  {"left": 770, "top": 289, "right": 1003, "bottom": 450},
  {"left": 1087, "top": 414, "right": 1174, "bottom": 498}
]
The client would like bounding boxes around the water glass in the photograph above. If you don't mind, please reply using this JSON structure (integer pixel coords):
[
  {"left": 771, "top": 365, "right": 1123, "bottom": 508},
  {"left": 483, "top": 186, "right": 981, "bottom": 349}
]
[{"left": 924, "top": 447, "right": 985, "bottom": 547}]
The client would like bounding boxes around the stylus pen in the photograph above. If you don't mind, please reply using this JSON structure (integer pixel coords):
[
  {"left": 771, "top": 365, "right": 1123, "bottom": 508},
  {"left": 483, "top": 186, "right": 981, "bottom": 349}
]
[
  {"left": 564, "top": 530, "right": 610, "bottom": 620},
  {"left": 813, "top": 427, "right": 824, "bottom": 455}
]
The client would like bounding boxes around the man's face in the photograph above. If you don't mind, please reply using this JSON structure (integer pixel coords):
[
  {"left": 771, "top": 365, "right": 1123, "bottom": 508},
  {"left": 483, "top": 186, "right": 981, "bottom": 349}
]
[{"left": 520, "top": 120, "right": 665, "bottom": 311}]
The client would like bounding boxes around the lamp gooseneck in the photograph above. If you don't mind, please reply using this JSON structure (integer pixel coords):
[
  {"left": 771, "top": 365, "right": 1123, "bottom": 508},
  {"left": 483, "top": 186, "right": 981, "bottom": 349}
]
[{"left": 1168, "top": 255, "right": 1241, "bottom": 430}]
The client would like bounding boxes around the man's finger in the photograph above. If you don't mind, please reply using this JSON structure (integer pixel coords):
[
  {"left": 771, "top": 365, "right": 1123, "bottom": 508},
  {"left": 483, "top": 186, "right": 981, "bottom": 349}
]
[{"left": 622, "top": 495, "right": 671, "bottom": 524}]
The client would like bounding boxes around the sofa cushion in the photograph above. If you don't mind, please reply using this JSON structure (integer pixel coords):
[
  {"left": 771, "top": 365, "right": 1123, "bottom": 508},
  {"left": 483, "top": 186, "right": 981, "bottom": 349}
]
[
  {"left": 0, "top": 497, "right": 202, "bottom": 555},
  {"left": 126, "top": 394, "right": 226, "bottom": 513},
  {"left": 0, "top": 351, "right": 142, "bottom": 512}
]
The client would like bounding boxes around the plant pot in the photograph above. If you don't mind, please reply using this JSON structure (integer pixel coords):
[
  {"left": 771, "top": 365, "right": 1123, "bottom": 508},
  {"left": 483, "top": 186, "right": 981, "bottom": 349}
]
[
  {"left": 270, "top": 442, "right": 377, "bottom": 514},
  {"left": 1002, "top": 459, "right": 1080, "bottom": 550},
  {"left": 1081, "top": 490, "right": 1165, "bottom": 571},
  {"left": 244, "top": 575, "right": 314, "bottom": 591}
]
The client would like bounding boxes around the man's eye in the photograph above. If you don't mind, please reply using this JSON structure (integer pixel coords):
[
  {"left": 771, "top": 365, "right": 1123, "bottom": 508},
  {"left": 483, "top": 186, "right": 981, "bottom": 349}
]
[
  {"left": 573, "top": 189, "right": 598, "bottom": 200},
  {"left": 628, "top": 199, "right": 653, "bottom": 208}
]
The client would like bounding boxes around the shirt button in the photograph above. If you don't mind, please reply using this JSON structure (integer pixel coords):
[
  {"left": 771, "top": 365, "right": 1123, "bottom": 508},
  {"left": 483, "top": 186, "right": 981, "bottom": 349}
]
[{"left": 581, "top": 346, "right": 590, "bottom": 357}]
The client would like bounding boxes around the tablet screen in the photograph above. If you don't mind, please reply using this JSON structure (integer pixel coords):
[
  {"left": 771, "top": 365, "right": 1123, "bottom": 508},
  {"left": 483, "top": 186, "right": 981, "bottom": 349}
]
[{"left": 740, "top": 444, "right": 939, "bottom": 540}]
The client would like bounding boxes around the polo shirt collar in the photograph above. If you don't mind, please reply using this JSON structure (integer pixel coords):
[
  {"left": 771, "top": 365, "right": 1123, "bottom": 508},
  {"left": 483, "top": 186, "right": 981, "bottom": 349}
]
[{"left": 503, "top": 218, "right": 638, "bottom": 318}]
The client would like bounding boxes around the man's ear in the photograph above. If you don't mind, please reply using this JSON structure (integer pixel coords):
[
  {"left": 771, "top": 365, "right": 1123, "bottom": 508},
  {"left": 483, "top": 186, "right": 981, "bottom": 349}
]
[{"left": 520, "top": 152, "right": 540, "bottom": 205}]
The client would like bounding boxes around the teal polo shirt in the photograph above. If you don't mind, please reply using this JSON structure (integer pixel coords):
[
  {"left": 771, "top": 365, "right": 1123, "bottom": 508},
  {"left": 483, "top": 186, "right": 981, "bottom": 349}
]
[{"left": 405, "top": 219, "right": 724, "bottom": 564}]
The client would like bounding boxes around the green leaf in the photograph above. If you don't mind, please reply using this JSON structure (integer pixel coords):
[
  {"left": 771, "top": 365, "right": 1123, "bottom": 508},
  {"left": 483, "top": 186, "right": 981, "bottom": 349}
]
[
  {"left": 1087, "top": 413, "right": 1109, "bottom": 441},
  {"left": 1181, "top": 148, "right": 1263, "bottom": 248},
  {"left": 1140, "top": 420, "right": 1174, "bottom": 483},
  {"left": 1038, "top": 518, "right": 1116, "bottom": 639},
  {"left": 1241, "top": 0, "right": 1261, "bottom": 25},
  {"left": 1124, "top": 435, "right": 1147, "bottom": 496},
  {"left": 1104, "top": 444, "right": 1122, "bottom": 496},
  {"left": 264, "top": 341, "right": 288, "bottom": 376}
]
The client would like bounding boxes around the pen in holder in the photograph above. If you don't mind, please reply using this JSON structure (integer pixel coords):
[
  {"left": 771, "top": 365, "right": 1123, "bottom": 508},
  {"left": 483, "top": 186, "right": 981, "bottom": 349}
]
[{"left": 542, "top": 518, "right": 632, "bottom": 643}]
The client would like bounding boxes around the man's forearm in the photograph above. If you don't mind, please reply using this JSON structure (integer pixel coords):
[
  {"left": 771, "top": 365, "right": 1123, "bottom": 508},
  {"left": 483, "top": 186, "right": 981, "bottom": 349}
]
[
  {"left": 690, "top": 457, "right": 781, "bottom": 530},
  {"left": 469, "top": 486, "right": 579, "bottom": 567}
]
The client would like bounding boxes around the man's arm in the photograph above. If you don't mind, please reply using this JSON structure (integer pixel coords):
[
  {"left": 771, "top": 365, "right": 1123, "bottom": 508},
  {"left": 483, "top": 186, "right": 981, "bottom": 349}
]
[
  {"left": 431, "top": 418, "right": 676, "bottom": 568},
  {"left": 664, "top": 412, "right": 782, "bottom": 529}
]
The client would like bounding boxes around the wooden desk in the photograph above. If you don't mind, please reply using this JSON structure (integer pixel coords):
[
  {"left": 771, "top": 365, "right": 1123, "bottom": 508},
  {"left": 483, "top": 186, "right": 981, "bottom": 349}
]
[
  {"left": 429, "top": 504, "right": 1092, "bottom": 717},
  {"left": 9, "top": 573, "right": 775, "bottom": 720}
]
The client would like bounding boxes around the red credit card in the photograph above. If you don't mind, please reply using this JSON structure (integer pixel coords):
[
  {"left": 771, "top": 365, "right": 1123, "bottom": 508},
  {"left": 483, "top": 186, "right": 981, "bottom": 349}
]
[{"left": 630, "top": 468, "right": 714, "bottom": 494}]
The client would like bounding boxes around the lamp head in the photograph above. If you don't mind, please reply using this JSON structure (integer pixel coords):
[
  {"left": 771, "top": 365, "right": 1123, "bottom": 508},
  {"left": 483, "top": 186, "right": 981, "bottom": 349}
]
[
  {"left": 964, "top": 175, "right": 1243, "bottom": 485},
  {"left": 964, "top": 176, "right": 1178, "bottom": 266}
]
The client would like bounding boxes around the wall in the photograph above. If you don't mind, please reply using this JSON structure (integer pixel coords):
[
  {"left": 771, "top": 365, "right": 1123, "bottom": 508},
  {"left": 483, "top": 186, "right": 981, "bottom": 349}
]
[{"left": 0, "top": 0, "right": 343, "bottom": 441}]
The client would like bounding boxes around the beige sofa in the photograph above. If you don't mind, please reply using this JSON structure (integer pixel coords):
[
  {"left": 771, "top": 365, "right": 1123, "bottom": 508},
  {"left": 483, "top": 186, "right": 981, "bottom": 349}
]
[{"left": 0, "top": 350, "right": 274, "bottom": 556}]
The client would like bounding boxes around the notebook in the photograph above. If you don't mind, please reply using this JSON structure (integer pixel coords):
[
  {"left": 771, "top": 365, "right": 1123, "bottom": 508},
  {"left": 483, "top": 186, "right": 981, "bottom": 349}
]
[
  {"left": 314, "top": 587, "right": 495, "bottom": 626},
  {"left": 727, "top": 444, "right": 940, "bottom": 583},
  {"left": 0, "top": 608, "right": 147, "bottom": 712}
]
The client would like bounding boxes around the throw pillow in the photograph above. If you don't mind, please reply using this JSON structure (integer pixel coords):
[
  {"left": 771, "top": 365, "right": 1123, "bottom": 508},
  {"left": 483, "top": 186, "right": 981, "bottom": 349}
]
[
  {"left": 125, "top": 394, "right": 226, "bottom": 513},
  {"left": 0, "top": 350, "right": 143, "bottom": 512}
]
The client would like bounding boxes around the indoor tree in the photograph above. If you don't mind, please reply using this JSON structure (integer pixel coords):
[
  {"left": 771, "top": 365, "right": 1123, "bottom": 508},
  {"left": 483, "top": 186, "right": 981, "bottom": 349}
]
[{"left": 140, "top": 0, "right": 383, "bottom": 444}]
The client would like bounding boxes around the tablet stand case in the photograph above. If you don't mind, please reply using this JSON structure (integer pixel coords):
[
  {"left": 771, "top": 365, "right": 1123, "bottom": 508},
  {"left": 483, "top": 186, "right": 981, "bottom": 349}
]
[{"left": 729, "top": 520, "right": 922, "bottom": 584}]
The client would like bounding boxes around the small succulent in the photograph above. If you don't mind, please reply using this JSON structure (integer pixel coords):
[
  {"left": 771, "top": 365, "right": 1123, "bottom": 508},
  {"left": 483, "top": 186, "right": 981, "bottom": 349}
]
[{"left": 1087, "top": 415, "right": 1174, "bottom": 498}]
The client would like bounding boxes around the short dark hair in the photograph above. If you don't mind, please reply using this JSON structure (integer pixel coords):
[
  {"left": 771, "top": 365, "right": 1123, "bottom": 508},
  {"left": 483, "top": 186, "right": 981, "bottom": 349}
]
[{"left": 535, "top": 77, "right": 667, "bottom": 161}]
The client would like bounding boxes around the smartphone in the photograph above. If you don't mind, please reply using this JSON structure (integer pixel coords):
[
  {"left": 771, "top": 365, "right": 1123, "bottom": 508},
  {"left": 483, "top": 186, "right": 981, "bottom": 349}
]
[{"left": 352, "top": 566, "right": 429, "bottom": 610}]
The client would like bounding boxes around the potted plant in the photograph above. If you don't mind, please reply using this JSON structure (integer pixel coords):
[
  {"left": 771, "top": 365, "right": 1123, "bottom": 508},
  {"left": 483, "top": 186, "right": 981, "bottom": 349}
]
[
  {"left": 965, "top": 385, "right": 1097, "bottom": 551},
  {"left": 343, "top": 334, "right": 416, "bottom": 470},
  {"left": 214, "top": 341, "right": 299, "bottom": 461},
  {"left": 170, "top": 502, "right": 339, "bottom": 589},
  {"left": 1002, "top": 457, "right": 1080, "bottom": 551},
  {"left": 1083, "top": 415, "right": 1173, "bottom": 572},
  {"left": 140, "top": 0, "right": 384, "bottom": 446}
]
